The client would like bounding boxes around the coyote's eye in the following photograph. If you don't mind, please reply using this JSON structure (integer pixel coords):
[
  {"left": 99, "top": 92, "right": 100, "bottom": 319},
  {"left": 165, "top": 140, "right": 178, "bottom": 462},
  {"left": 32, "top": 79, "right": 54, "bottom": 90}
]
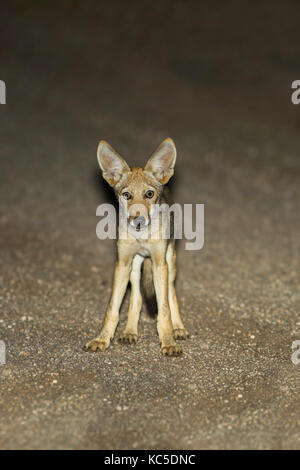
[
  {"left": 145, "top": 190, "right": 154, "bottom": 199},
  {"left": 122, "top": 192, "right": 132, "bottom": 200}
]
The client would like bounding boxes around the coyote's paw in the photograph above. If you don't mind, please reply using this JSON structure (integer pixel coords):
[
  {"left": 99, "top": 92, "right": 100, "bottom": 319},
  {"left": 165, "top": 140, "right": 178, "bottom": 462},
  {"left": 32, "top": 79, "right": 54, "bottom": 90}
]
[
  {"left": 173, "top": 328, "right": 189, "bottom": 340},
  {"left": 85, "top": 338, "right": 109, "bottom": 352},
  {"left": 119, "top": 332, "right": 138, "bottom": 345},
  {"left": 161, "top": 344, "right": 182, "bottom": 356}
]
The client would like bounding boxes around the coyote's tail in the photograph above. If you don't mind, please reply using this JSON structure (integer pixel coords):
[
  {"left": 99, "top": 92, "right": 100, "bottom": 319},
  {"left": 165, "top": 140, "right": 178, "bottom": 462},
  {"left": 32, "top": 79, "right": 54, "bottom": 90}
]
[{"left": 141, "top": 258, "right": 157, "bottom": 317}]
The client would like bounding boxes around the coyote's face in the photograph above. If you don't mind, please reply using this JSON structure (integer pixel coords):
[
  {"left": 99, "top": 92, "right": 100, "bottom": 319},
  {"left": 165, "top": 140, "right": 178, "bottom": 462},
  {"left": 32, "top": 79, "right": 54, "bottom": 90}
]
[
  {"left": 97, "top": 138, "right": 176, "bottom": 231},
  {"left": 117, "top": 167, "right": 160, "bottom": 230}
]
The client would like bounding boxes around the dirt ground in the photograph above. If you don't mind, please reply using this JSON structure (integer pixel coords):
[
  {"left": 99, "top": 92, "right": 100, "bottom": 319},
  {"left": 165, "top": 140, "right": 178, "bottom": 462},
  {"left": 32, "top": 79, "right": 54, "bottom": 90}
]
[{"left": 0, "top": 1, "right": 299, "bottom": 449}]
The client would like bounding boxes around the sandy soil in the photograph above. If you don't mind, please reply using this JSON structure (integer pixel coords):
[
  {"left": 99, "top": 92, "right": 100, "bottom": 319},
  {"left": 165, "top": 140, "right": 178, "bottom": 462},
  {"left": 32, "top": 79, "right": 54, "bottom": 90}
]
[{"left": 0, "top": 1, "right": 299, "bottom": 449}]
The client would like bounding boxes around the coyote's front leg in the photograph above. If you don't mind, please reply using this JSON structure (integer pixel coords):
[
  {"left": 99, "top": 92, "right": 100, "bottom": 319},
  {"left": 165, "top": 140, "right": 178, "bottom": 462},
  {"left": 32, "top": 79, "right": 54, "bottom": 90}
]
[
  {"left": 152, "top": 246, "right": 182, "bottom": 356},
  {"left": 119, "top": 254, "right": 144, "bottom": 345},
  {"left": 85, "top": 245, "right": 132, "bottom": 352}
]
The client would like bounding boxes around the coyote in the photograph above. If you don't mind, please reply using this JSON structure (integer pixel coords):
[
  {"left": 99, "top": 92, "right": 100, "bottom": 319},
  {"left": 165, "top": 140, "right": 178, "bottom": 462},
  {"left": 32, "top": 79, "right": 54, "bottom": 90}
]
[{"left": 85, "top": 138, "right": 188, "bottom": 356}]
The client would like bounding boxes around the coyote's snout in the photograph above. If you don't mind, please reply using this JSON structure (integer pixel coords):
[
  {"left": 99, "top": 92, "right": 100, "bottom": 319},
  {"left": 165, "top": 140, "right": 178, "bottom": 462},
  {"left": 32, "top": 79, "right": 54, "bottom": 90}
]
[{"left": 85, "top": 138, "right": 188, "bottom": 356}]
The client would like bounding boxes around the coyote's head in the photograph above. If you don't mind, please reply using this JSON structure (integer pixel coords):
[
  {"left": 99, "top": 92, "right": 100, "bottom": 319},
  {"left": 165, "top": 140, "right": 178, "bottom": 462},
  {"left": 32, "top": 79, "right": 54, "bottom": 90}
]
[{"left": 97, "top": 138, "right": 176, "bottom": 231}]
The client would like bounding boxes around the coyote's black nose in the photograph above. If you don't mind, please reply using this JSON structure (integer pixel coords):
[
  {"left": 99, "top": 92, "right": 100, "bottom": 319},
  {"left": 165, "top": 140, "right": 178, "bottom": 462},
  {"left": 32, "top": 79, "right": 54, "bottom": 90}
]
[{"left": 133, "top": 216, "right": 146, "bottom": 230}]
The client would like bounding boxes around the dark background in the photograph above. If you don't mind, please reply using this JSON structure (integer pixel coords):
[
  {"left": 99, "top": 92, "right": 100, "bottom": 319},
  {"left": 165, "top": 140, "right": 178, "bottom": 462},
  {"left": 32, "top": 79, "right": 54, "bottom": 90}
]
[{"left": 0, "top": 0, "right": 299, "bottom": 449}]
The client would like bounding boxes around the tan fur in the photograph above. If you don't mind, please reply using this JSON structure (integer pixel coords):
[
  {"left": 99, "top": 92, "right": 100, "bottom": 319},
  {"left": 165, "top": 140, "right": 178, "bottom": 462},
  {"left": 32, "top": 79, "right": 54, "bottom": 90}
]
[{"left": 85, "top": 138, "right": 188, "bottom": 356}]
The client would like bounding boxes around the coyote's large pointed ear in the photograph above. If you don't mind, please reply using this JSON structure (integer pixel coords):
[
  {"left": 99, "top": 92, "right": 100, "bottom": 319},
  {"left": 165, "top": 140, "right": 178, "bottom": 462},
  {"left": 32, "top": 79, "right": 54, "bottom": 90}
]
[
  {"left": 144, "top": 138, "right": 177, "bottom": 184},
  {"left": 97, "top": 141, "right": 130, "bottom": 187}
]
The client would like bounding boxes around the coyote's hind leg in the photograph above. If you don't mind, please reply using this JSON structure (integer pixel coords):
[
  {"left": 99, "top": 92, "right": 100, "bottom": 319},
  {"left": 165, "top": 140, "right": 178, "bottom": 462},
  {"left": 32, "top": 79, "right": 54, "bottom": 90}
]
[{"left": 166, "top": 243, "right": 189, "bottom": 340}]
